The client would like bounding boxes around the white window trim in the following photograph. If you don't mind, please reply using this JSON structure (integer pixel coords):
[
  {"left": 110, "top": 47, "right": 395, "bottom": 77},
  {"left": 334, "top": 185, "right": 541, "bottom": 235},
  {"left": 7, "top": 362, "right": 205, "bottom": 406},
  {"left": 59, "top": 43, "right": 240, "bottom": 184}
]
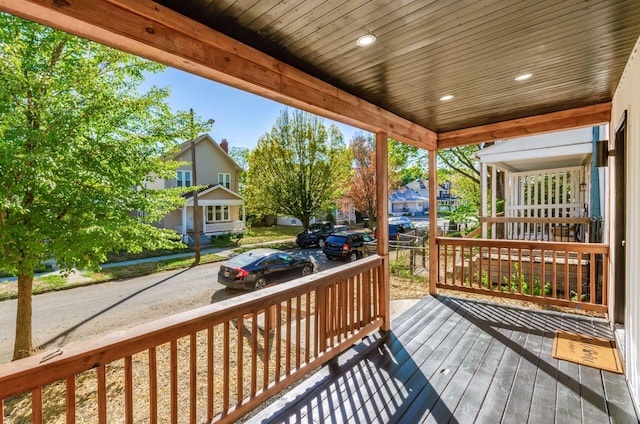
[
  {"left": 177, "top": 170, "right": 192, "bottom": 187},
  {"left": 206, "top": 205, "right": 230, "bottom": 223},
  {"left": 218, "top": 172, "right": 231, "bottom": 189}
]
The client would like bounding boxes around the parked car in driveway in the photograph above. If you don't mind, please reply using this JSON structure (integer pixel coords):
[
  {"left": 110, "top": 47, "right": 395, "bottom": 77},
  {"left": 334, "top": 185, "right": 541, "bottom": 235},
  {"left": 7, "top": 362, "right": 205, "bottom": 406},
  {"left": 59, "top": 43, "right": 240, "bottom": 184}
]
[
  {"left": 373, "top": 222, "right": 416, "bottom": 240},
  {"left": 323, "top": 232, "right": 375, "bottom": 261},
  {"left": 217, "top": 248, "right": 314, "bottom": 290},
  {"left": 296, "top": 221, "right": 348, "bottom": 248}
]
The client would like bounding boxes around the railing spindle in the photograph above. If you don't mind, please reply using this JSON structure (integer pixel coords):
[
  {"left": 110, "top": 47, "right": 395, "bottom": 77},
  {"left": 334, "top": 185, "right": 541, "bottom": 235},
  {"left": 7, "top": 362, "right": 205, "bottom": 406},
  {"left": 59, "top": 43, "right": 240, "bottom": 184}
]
[
  {"left": 149, "top": 347, "right": 157, "bottom": 424},
  {"left": 97, "top": 364, "right": 107, "bottom": 424},
  {"left": 32, "top": 387, "right": 42, "bottom": 424},
  {"left": 66, "top": 375, "right": 76, "bottom": 424},
  {"left": 296, "top": 296, "right": 302, "bottom": 368},
  {"left": 207, "top": 328, "right": 213, "bottom": 420},
  {"left": 251, "top": 312, "right": 257, "bottom": 397},
  {"left": 125, "top": 355, "right": 133, "bottom": 424},
  {"left": 189, "top": 333, "right": 196, "bottom": 424},
  {"left": 237, "top": 315, "right": 244, "bottom": 405},
  {"left": 305, "top": 292, "right": 311, "bottom": 364},
  {"left": 170, "top": 340, "right": 177, "bottom": 424}
]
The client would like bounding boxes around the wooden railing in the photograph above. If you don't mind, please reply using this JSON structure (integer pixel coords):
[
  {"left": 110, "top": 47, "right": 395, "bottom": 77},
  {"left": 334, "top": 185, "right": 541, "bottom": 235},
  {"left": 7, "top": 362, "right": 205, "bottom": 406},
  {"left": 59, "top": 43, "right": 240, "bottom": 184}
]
[
  {"left": 480, "top": 216, "right": 591, "bottom": 242},
  {"left": 436, "top": 237, "right": 609, "bottom": 313},
  {"left": 0, "top": 256, "right": 385, "bottom": 423}
]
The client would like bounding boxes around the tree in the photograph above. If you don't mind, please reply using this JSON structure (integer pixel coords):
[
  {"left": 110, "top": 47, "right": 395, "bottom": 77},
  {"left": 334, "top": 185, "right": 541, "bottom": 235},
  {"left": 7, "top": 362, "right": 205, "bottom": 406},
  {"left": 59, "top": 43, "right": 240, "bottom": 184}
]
[
  {"left": 0, "top": 14, "right": 187, "bottom": 359},
  {"left": 245, "top": 109, "right": 351, "bottom": 229},
  {"left": 346, "top": 133, "right": 377, "bottom": 224},
  {"left": 229, "top": 146, "right": 250, "bottom": 195}
]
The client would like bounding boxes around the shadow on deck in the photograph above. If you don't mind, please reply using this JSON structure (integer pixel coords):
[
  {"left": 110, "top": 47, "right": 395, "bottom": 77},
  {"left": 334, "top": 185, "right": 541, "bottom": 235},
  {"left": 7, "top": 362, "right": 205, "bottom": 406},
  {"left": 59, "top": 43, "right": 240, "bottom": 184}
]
[{"left": 249, "top": 296, "right": 638, "bottom": 423}]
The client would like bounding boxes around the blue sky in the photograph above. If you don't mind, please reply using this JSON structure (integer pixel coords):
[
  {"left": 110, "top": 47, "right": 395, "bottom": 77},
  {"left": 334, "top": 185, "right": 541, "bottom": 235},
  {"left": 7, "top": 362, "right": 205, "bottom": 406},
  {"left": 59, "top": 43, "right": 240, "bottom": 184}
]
[{"left": 141, "top": 67, "right": 364, "bottom": 150}]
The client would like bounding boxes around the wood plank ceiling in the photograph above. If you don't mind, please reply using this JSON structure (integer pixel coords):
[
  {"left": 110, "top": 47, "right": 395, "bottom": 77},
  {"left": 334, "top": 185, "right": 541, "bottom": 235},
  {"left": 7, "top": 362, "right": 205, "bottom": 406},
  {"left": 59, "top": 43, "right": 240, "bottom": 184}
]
[{"left": 152, "top": 0, "right": 640, "bottom": 138}]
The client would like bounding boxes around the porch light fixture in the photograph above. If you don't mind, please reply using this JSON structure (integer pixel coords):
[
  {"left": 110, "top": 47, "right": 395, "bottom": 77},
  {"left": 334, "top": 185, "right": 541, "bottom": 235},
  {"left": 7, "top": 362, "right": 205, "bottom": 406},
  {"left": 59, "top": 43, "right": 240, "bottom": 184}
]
[
  {"left": 515, "top": 73, "right": 533, "bottom": 81},
  {"left": 580, "top": 181, "right": 587, "bottom": 192},
  {"left": 440, "top": 94, "right": 454, "bottom": 101},
  {"left": 356, "top": 34, "right": 376, "bottom": 47}
]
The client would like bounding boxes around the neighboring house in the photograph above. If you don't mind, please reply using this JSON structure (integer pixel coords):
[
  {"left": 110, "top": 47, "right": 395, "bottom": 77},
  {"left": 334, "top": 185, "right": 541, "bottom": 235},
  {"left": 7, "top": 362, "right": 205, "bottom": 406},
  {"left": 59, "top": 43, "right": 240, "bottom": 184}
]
[
  {"left": 149, "top": 134, "right": 245, "bottom": 238},
  {"left": 475, "top": 126, "right": 606, "bottom": 241},
  {"left": 388, "top": 187, "right": 428, "bottom": 215}
]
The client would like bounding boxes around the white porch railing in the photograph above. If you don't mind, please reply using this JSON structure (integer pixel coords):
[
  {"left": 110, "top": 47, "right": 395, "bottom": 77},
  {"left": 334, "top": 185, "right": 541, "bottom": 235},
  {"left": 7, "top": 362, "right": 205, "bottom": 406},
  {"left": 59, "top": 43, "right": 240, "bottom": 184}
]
[{"left": 204, "top": 221, "right": 244, "bottom": 233}]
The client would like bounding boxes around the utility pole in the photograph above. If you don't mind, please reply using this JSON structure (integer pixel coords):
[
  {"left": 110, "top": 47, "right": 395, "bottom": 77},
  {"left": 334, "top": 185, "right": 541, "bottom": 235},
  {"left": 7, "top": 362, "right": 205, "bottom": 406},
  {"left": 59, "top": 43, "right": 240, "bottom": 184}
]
[
  {"left": 190, "top": 108, "right": 201, "bottom": 263},
  {"left": 189, "top": 109, "right": 215, "bottom": 264}
]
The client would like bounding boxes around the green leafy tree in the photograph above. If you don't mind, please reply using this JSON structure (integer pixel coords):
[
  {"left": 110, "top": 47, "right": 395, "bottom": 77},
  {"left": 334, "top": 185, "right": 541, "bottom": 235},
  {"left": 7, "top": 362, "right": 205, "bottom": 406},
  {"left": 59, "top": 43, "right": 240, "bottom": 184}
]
[
  {"left": 0, "top": 14, "right": 188, "bottom": 359},
  {"left": 229, "top": 146, "right": 249, "bottom": 195},
  {"left": 245, "top": 109, "right": 351, "bottom": 229}
]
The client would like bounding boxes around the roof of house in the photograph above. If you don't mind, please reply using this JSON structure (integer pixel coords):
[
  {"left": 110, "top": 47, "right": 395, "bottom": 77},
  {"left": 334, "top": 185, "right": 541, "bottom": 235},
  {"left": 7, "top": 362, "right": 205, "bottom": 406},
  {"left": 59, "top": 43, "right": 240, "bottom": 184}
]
[
  {"left": 475, "top": 127, "right": 601, "bottom": 172},
  {"left": 177, "top": 134, "right": 242, "bottom": 171},
  {"left": 389, "top": 188, "right": 428, "bottom": 203}
]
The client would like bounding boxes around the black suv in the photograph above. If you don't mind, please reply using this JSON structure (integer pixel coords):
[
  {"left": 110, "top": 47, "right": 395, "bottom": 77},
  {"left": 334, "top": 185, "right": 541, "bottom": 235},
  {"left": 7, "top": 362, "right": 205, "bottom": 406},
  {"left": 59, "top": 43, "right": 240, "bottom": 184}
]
[{"left": 323, "top": 232, "right": 374, "bottom": 261}]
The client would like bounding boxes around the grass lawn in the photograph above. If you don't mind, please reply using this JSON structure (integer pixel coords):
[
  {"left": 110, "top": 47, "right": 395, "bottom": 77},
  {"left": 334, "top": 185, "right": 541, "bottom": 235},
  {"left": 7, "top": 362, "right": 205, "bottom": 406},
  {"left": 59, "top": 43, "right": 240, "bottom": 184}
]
[{"left": 239, "top": 225, "right": 302, "bottom": 244}]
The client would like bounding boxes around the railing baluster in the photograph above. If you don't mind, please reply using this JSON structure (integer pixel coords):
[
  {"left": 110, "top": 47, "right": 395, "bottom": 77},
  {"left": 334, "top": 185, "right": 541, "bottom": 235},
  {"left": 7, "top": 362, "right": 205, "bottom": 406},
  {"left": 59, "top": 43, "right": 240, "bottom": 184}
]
[
  {"left": 1, "top": 397, "right": 3, "bottom": 424},
  {"left": 237, "top": 315, "right": 244, "bottom": 405},
  {"left": 207, "top": 327, "right": 213, "bottom": 420},
  {"left": 263, "top": 307, "right": 270, "bottom": 391},
  {"left": 276, "top": 302, "right": 282, "bottom": 379},
  {"left": 296, "top": 295, "right": 302, "bottom": 368},
  {"left": 286, "top": 299, "right": 292, "bottom": 374},
  {"left": 529, "top": 248, "right": 534, "bottom": 295},
  {"left": 189, "top": 333, "right": 197, "bottom": 424},
  {"left": 577, "top": 251, "right": 583, "bottom": 302},
  {"left": 149, "top": 347, "right": 157, "bottom": 424},
  {"left": 305, "top": 292, "right": 311, "bottom": 364},
  {"left": 590, "top": 252, "right": 596, "bottom": 304},
  {"left": 32, "top": 387, "right": 42, "bottom": 424},
  {"left": 223, "top": 321, "right": 230, "bottom": 413},
  {"left": 552, "top": 250, "right": 558, "bottom": 298},
  {"left": 66, "top": 375, "right": 76, "bottom": 424},
  {"left": 541, "top": 249, "right": 546, "bottom": 298},
  {"left": 170, "top": 340, "right": 177, "bottom": 424},
  {"left": 125, "top": 355, "right": 133, "bottom": 424},
  {"left": 251, "top": 311, "right": 257, "bottom": 397},
  {"left": 564, "top": 249, "right": 570, "bottom": 300},
  {"left": 97, "top": 364, "right": 107, "bottom": 424}
]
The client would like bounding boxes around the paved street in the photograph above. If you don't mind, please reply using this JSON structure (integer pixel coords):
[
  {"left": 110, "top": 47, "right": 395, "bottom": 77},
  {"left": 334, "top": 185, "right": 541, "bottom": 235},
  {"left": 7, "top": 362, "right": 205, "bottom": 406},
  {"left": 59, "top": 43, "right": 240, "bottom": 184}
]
[{"left": 0, "top": 247, "right": 340, "bottom": 363}]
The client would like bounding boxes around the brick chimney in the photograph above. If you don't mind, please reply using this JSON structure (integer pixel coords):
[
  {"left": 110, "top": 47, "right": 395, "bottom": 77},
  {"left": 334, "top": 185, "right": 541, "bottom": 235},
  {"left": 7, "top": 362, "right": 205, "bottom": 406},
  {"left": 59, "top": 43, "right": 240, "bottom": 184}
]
[{"left": 220, "top": 139, "right": 228, "bottom": 153}]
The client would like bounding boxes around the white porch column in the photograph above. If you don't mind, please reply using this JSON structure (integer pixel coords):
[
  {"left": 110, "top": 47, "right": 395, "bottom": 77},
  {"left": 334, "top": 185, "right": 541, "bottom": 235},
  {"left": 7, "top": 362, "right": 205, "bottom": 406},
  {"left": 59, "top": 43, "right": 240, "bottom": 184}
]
[
  {"left": 181, "top": 206, "right": 187, "bottom": 235},
  {"left": 491, "top": 166, "right": 497, "bottom": 238},
  {"left": 201, "top": 206, "right": 206, "bottom": 234},
  {"left": 481, "top": 162, "right": 488, "bottom": 238}
]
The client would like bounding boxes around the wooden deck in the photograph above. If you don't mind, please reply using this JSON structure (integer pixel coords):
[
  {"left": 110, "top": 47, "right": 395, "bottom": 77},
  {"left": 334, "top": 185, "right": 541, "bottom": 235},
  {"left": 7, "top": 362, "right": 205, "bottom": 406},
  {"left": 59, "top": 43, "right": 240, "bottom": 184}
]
[{"left": 249, "top": 296, "right": 638, "bottom": 423}]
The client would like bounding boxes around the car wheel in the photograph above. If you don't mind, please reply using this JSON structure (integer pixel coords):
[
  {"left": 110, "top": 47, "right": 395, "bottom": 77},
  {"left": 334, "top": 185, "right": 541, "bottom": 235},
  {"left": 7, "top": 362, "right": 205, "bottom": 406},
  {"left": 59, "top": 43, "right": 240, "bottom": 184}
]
[
  {"left": 254, "top": 277, "right": 267, "bottom": 290},
  {"left": 318, "top": 238, "right": 325, "bottom": 248},
  {"left": 326, "top": 254, "right": 333, "bottom": 260},
  {"left": 349, "top": 251, "right": 358, "bottom": 262},
  {"left": 301, "top": 265, "right": 313, "bottom": 277}
]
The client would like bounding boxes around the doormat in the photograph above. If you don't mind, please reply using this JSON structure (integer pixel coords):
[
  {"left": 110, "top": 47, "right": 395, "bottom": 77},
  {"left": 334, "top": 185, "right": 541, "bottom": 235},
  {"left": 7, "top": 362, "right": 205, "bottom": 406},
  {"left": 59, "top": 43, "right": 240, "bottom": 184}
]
[{"left": 552, "top": 331, "right": 623, "bottom": 374}]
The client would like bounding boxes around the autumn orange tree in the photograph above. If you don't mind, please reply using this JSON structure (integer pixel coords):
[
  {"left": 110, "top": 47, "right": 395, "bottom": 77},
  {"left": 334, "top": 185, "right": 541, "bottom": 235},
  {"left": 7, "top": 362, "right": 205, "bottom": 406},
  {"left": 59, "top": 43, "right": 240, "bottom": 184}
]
[{"left": 346, "top": 133, "right": 377, "bottom": 225}]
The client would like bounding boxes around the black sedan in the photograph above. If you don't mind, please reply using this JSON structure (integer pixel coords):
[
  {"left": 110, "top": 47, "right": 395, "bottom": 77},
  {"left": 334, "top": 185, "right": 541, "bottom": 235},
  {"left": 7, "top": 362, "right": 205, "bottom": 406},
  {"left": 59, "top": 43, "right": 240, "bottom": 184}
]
[{"left": 217, "top": 248, "right": 314, "bottom": 290}]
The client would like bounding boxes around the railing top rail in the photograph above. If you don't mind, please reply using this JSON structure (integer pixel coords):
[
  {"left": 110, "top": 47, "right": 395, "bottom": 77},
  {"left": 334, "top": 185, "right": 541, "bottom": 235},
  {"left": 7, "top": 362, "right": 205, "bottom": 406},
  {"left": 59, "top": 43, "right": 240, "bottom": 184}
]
[
  {"left": 479, "top": 217, "right": 591, "bottom": 224},
  {"left": 0, "top": 255, "right": 383, "bottom": 398},
  {"left": 435, "top": 237, "right": 609, "bottom": 253}
]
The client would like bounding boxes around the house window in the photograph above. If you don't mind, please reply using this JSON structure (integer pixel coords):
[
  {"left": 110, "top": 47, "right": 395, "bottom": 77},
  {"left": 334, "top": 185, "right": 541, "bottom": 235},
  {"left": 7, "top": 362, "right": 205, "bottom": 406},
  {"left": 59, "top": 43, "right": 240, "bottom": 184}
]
[
  {"left": 218, "top": 173, "right": 231, "bottom": 189},
  {"left": 177, "top": 170, "right": 191, "bottom": 187},
  {"left": 206, "top": 205, "right": 230, "bottom": 222}
]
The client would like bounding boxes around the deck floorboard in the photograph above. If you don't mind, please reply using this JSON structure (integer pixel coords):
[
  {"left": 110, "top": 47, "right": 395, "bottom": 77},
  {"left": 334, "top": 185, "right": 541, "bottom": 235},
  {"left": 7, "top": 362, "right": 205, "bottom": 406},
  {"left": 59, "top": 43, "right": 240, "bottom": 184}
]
[{"left": 249, "top": 296, "right": 639, "bottom": 424}]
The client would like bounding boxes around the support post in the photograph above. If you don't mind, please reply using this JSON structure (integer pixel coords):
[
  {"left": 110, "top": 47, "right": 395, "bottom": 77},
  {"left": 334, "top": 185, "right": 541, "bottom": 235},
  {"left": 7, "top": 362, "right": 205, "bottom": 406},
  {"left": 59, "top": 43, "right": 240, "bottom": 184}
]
[
  {"left": 481, "top": 162, "right": 488, "bottom": 238},
  {"left": 375, "top": 132, "right": 390, "bottom": 331},
  {"left": 491, "top": 166, "right": 497, "bottom": 237},
  {"left": 428, "top": 149, "right": 438, "bottom": 296}
]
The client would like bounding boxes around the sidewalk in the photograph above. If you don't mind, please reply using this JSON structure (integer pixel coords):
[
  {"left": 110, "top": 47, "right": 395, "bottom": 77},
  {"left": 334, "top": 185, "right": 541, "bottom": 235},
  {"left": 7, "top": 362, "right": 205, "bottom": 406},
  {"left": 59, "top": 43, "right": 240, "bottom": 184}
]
[{"left": 0, "top": 238, "right": 295, "bottom": 285}]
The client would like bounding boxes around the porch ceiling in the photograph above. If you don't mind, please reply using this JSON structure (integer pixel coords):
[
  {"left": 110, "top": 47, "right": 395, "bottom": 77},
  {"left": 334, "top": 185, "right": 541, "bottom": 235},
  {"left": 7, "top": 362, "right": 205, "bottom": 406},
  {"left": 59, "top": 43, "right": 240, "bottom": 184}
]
[
  {"left": 152, "top": 0, "right": 639, "bottom": 136},
  {"left": 3, "top": 1, "right": 640, "bottom": 148}
]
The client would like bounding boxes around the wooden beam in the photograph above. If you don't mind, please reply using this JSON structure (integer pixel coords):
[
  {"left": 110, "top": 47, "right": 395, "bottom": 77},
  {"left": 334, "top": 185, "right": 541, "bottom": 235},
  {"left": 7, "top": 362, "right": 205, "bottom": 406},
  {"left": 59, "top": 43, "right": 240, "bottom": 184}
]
[
  {"left": 437, "top": 103, "right": 611, "bottom": 149},
  {"left": 0, "top": 0, "right": 437, "bottom": 150}
]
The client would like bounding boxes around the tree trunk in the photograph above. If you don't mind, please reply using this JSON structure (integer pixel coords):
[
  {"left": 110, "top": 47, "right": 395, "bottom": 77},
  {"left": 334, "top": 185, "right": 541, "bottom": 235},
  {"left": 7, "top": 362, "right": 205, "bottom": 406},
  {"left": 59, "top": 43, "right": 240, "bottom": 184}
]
[{"left": 13, "top": 274, "right": 34, "bottom": 360}]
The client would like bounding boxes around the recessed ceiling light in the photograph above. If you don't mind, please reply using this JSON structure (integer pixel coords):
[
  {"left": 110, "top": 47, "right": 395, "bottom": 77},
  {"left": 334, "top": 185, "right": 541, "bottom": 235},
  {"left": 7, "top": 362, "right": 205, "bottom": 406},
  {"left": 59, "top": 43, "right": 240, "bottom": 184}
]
[
  {"left": 515, "top": 73, "right": 533, "bottom": 81},
  {"left": 440, "top": 94, "right": 454, "bottom": 101},
  {"left": 356, "top": 34, "right": 376, "bottom": 47}
]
